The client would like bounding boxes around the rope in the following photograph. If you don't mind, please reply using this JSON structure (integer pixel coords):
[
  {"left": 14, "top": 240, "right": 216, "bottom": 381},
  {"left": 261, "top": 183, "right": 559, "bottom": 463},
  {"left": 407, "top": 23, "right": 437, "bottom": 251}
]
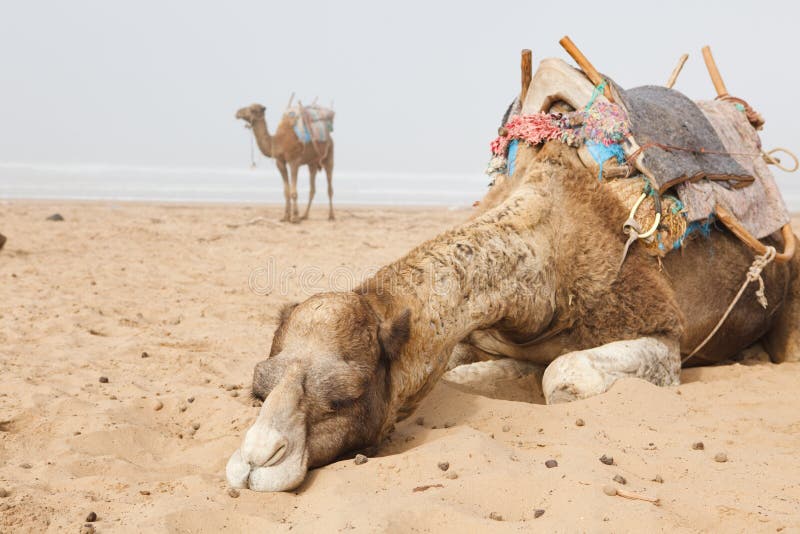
[
  {"left": 250, "top": 134, "right": 256, "bottom": 168},
  {"left": 585, "top": 80, "right": 607, "bottom": 111},
  {"left": 682, "top": 246, "right": 777, "bottom": 364},
  {"left": 762, "top": 147, "right": 799, "bottom": 173},
  {"left": 716, "top": 95, "right": 765, "bottom": 130}
]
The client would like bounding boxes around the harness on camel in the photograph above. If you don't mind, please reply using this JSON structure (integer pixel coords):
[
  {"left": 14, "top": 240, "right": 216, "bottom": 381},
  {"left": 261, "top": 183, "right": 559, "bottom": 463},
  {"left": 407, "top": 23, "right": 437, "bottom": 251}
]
[
  {"left": 487, "top": 40, "right": 798, "bottom": 359},
  {"left": 287, "top": 98, "right": 335, "bottom": 167}
]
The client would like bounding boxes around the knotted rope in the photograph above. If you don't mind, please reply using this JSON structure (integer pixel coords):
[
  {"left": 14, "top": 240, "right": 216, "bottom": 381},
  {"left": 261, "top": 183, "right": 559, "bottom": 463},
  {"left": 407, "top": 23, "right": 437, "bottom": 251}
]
[{"left": 682, "top": 246, "right": 777, "bottom": 363}]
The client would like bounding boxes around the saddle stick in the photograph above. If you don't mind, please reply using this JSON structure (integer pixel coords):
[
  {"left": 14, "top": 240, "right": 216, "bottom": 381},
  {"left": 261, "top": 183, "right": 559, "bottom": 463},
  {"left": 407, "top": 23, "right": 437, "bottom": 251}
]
[
  {"left": 701, "top": 46, "right": 729, "bottom": 97},
  {"left": 666, "top": 53, "right": 689, "bottom": 89},
  {"left": 558, "top": 36, "right": 614, "bottom": 102},
  {"left": 520, "top": 49, "right": 532, "bottom": 105},
  {"left": 716, "top": 205, "right": 796, "bottom": 263}
]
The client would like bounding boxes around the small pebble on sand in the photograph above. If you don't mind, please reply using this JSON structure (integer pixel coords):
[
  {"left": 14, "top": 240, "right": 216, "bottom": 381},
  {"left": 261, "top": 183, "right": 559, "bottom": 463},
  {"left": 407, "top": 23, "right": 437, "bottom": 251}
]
[
  {"left": 98, "top": 376, "right": 109, "bottom": 383},
  {"left": 534, "top": 509, "right": 545, "bottom": 519},
  {"left": 230, "top": 390, "right": 239, "bottom": 398},
  {"left": 437, "top": 461, "right": 450, "bottom": 471},
  {"left": 139, "top": 490, "right": 151, "bottom": 496},
  {"left": 0, "top": 488, "right": 8, "bottom": 498},
  {"left": 228, "top": 488, "right": 240, "bottom": 498},
  {"left": 141, "top": 351, "right": 149, "bottom": 358},
  {"left": 354, "top": 454, "right": 368, "bottom": 465},
  {"left": 46, "top": 213, "right": 64, "bottom": 221},
  {"left": 714, "top": 452, "right": 728, "bottom": 463},
  {"left": 85, "top": 511, "right": 97, "bottom": 522},
  {"left": 153, "top": 400, "right": 164, "bottom": 411},
  {"left": 192, "top": 423, "right": 200, "bottom": 430},
  {"left": 613, "top": 474, "right": 627, "bottom": 485},
  {"left": 187, "top": 397, "right": 195, "bottom": 403},
  {"left": 444, "top": 472, "right": 458, "bottom": 480},
  {"left": 692, "top": 441, "right": 705, "bottom": 450},
  {"left": 575, "top": 418, "right": 585, "bottom": 427},
  {"left": 599, "top": 454, "right": 614, "bottom": 465},
  {"left": 502, "top": 424, "right": 511, "bottom": 432},
  {"left": 489, "top": 512, "right": 504, "bottom": 521},
  {"left": 20, "top": 462, "right": 32, "bottom": 469},
  {"left": 603, "top": 485, "right": 617, "bottom": 496},
  {"left": 179, "top": 403, "right": 188, "bottom": 412},
  {"left": 545, "top": 459, "right": 558, "bottom": 468},
  {"left": 414, "top": 416, "right": 424, "bottom": 426},
  {"left": 652, "top": 474, "right": 664, "bottom": 483}
]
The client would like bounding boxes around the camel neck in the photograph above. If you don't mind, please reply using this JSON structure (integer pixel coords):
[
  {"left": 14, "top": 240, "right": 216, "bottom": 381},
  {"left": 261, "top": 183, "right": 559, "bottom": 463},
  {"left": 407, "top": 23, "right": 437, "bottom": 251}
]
[
  {"left": 361, "top": 187, "right": 557, "bottom": 432},
  {"left": 250, "top": 117, "right": 273, "bottom": 158}
]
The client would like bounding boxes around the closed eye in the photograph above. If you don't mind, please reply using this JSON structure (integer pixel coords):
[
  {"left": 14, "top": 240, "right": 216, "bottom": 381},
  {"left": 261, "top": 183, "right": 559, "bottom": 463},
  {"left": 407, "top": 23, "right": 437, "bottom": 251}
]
[{"left": 329, "top": 398, "right": 356, "bottom": 412}]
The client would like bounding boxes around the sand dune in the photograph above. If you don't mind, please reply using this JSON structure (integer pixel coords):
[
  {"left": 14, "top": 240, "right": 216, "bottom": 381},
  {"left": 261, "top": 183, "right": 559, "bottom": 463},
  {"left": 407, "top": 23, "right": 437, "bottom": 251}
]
[{"left": 1, "top": 202, "right": 799, "bottom": 533}]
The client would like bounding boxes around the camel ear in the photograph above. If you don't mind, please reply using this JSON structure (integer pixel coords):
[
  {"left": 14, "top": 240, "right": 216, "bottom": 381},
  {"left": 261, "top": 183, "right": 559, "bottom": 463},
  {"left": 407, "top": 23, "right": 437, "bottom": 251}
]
[
  {"left": 378, "top": 309, "right": 411, "bottom": 361},
  {"left": 277, "top": 302, "right": 298, "bottom": 325}
]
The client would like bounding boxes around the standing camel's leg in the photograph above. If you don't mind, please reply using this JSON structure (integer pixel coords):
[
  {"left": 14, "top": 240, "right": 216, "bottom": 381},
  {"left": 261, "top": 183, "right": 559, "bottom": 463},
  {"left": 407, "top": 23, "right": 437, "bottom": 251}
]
[
  {"left": 542, "top": 337, "right": 680, "bottom": 404},
  {"left": 301, "top": 166, "right": 317, "bottom": 220},
  {"left": 275, "top": 160, "right": 291, "bottom": 222},
  {"left": 289, "top": 164, "right": 300, "bottom": 223},
  {"left": 764, "top": 235, "right": 800, "bottom": 362},
  {"left": 324, "top": 150, "right": 335, "bottom": 221}
]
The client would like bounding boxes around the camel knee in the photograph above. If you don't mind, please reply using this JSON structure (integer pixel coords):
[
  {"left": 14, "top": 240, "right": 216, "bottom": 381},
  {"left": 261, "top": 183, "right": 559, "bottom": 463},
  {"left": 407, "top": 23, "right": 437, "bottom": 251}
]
[{"left": 542, "top": 337, "right": 680, "bottom": 404}]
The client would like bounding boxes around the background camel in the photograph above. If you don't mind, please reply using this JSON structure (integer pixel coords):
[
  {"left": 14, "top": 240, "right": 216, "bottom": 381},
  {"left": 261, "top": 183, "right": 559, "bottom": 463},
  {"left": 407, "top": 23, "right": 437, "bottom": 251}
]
[
  {"left": 226, "top": 141, "right": 800, "bottom": 492},
  {"left": 236, "top": 103, "right": 334, "bottom": 222}
]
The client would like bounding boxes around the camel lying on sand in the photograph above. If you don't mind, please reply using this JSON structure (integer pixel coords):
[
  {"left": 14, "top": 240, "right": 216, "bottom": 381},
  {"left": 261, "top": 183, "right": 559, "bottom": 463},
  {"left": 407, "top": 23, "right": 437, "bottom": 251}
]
[
  {"left": 236, "top": 103, "right": 334, "bottom": 222},
  {"left": 226, "top": 142, "right": 800, "bottom": 492}
]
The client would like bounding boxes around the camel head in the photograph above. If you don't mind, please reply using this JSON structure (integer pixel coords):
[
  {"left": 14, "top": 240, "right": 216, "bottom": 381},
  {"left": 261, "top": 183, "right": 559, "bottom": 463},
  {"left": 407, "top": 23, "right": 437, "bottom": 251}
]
[
  {"left": 234, "top": 103, "right": 266, "bottom": 126},
  {"left": 226, "top": 292, "right": 411, "bottom": 492}
]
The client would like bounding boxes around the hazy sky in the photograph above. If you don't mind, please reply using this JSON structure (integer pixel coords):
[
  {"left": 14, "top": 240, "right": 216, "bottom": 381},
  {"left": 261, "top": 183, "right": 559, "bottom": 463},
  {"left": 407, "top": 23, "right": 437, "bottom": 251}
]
[{"left": 1, "top": 0, "right": 798, "bottom": 175}]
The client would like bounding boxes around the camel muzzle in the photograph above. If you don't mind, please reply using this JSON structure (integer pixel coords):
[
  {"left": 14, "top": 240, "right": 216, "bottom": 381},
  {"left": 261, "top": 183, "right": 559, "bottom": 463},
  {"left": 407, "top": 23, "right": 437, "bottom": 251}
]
[{"left": 226, "top": 366, "right": 309, "bottom": 491}]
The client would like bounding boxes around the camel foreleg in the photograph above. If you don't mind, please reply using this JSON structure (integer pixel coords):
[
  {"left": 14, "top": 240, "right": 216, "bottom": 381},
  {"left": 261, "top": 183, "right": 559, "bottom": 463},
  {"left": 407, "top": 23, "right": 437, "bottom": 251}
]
[
  {"left": 301, "top": 166, "right": 317, "bottom": 220},
  {"left": 542, "top": 337, "right": 680, "bottom": 404}
]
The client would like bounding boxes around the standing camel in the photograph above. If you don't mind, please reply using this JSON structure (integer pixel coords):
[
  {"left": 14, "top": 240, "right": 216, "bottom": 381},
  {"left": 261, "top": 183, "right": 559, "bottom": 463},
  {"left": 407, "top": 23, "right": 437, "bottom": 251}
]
[{"left": 235, "top": 103, "right": 334, "bottom": 222}]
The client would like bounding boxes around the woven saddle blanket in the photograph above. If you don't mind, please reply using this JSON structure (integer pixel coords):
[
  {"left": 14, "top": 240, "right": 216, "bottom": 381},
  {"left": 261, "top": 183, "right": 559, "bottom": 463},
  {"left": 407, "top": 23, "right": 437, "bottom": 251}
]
[
  {"left": 507, "top": 59, "right": 790, "bottom": 240},
  {"left": 617, "top": 84, "right": 789, "bottom": 239},
  {"left": 286, "top": 105, "right": 335, "bottom": 144}
]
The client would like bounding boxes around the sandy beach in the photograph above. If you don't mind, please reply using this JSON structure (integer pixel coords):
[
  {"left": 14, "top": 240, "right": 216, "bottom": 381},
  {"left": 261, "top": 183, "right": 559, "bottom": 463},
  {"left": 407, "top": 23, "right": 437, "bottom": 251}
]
[{"left": 1, "top": 201, "right": 800, "bottom": 533}]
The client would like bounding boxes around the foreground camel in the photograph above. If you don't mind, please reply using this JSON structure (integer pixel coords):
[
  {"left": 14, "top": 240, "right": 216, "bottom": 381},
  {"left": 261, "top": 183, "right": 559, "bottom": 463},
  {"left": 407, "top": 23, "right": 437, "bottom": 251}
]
[
  {"left": 226, "top": 141, "right": 800, "bottom": 492},
  {"left": 236, "top": 104, "right": 334, "bottom": 222}
]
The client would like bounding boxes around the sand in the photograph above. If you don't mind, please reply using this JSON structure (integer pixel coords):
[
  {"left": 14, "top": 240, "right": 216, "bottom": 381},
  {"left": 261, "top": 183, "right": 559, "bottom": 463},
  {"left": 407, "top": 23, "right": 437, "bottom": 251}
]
[{"left": 1, "top": 201, "right": 799, "bottom": 533}]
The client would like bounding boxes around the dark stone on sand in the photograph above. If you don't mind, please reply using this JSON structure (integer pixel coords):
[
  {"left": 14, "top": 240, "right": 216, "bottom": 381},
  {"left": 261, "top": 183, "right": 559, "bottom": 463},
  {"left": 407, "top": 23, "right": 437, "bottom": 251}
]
[
  {"left": 141, "top": 351, "right": 149, "bottom": 358},
  {"left": 534, "top": 509, "right": 545, "bottom": 519},
  {"left": 545, "top": 459, "right": 558, "bottom": 468},
  {"left": 354, "top": 454, "right": 368, "bottom": 465},
  {"left": 228, "top": 488, "right": 240, "bottom": 498},
  {"left": 0, "top": 233, "right": 6, "bottom": 250},
  {"left": 46, "top": 213, "right": 64, "bottom": 221},
  {"left": 692, "top": 442, "right": 705, "bottom": 450},
  {"left": 489, "top": 512, "right": 504, "bottom": 521},
  {"left": 99, "top": 376, "right": 109, "bottom": 383},
  {"left": 437, "top": 461, "right": 449, "bottom": 471},
  {"left": 85, "top": 511, "right": 97, "bottom": 522},
  {"left": 613, "top": 474, "right": 627, "bottom": 485},
  {"left": 599, "top": 454, "right": 614, "bottom": 465}
]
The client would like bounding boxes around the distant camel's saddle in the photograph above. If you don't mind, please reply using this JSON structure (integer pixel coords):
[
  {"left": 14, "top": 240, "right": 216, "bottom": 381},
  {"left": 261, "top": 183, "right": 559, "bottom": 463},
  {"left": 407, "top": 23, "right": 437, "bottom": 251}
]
[{"left": 519, "top": 58, "right": 790, "bottom": 241}]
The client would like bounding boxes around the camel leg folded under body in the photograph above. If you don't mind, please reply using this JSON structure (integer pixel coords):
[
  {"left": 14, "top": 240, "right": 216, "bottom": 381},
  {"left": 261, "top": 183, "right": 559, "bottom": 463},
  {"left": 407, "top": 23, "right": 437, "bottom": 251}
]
[
  {"left": 444, "top": 337, "right": 680, "bottom": 405},
  {"left": 541, "top": 337, "right": 681, "bottom": 404}
]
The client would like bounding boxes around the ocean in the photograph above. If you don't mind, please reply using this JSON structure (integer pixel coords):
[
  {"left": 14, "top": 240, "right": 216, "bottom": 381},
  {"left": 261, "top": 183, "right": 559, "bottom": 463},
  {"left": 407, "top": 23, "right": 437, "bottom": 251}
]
[
  {"left": 0, "top": 161, "right": 798, "bottom": 210},
  {"left": 0, "top": 162, "right": 489, "bottom": 206}
]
